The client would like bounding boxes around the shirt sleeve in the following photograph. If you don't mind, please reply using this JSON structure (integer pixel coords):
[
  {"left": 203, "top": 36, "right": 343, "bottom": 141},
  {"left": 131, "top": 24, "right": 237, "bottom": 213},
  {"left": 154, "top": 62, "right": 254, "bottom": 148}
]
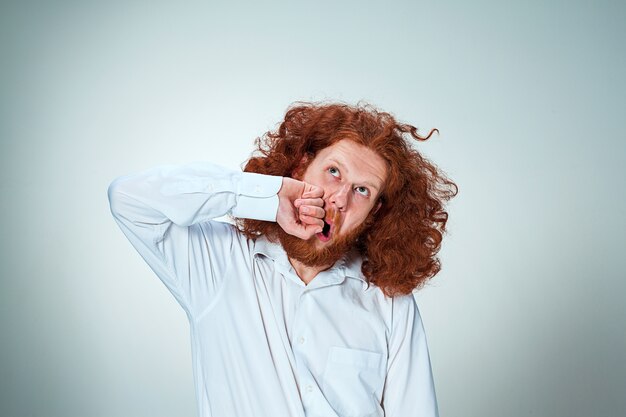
[
  {"left": 107, "top": 161, "right": 283, "bottom": 317},
  {"left": 382, "top": 295, "right": 440, "bottom": 417}
]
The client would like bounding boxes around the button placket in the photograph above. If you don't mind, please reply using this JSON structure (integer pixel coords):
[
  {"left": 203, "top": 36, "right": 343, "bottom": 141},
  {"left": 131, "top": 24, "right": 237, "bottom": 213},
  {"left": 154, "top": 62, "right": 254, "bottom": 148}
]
[
  {"left": 292, "top": 290, "right": 309, "bottom": 351},
  {"left": 291, "top": 290, "right": 315, "bottom": 399}
]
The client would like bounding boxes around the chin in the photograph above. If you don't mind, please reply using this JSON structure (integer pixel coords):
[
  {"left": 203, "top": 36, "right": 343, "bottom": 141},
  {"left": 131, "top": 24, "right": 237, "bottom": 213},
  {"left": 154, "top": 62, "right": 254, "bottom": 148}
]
[{"left": 279, "top": 222, "right": 367, "bottom": 268}]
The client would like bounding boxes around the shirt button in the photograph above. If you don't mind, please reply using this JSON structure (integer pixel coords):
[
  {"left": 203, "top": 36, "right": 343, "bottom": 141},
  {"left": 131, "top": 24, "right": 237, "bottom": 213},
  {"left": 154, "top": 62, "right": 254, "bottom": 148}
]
[
  {"left": 306, "top": 385, "right": 313, "bottom": 393},
  {"left": 297, "top": 336, "right": 305, "bottom": 345},
  {"left": 254, "top": 185, "right": 261, "bottom": 193}
]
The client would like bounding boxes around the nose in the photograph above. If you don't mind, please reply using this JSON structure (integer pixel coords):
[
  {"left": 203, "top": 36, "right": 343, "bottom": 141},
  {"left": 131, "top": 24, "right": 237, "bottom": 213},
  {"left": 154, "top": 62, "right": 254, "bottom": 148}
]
[{"left": 328, "top": 183, "right": 350, "bottom": 212}]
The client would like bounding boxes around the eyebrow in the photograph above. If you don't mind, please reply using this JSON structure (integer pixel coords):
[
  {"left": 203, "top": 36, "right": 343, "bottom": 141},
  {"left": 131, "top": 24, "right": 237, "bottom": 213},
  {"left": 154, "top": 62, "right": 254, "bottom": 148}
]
[{"left": 327, "top": 158, "right": 383, "bottom": 192}]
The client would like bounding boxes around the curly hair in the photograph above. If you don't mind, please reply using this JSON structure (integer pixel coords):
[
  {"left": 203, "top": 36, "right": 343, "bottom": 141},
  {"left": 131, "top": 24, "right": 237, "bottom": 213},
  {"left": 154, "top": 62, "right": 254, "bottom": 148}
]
[{"left": 236, "top": 101, "right": 458, "bottom": 297}]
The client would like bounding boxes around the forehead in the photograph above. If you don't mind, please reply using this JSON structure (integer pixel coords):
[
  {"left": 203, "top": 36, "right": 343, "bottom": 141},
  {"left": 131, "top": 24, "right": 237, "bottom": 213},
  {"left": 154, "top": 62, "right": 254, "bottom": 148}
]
[{"left": 312, "top": 139, "right": 387, "bottom": 188}]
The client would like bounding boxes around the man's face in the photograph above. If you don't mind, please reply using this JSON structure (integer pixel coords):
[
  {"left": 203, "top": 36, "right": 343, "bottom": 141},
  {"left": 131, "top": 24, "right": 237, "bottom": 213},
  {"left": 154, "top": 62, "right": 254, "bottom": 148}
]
[
  {"left": 278, "top": 139, "right": 387, "bottom": 267},
  {"left": 301, "top": 139, "right": 387, "bottom": 246}
]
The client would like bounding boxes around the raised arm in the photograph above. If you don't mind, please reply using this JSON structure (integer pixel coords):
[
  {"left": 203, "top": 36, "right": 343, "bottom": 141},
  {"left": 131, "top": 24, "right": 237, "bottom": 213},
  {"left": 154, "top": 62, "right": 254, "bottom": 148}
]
[
  {"left": 107, "top": 161, "right": 325, "bottom": 318},
  {"left": 107, "top": 162, "right": 282, "bottom": 317}
]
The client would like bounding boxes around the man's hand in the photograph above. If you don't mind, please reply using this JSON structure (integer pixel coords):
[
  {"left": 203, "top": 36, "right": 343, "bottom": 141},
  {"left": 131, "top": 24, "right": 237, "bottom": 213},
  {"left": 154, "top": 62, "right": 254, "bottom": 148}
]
[{"left": 277, "top": 177, "right": 325, "bottom": 240}]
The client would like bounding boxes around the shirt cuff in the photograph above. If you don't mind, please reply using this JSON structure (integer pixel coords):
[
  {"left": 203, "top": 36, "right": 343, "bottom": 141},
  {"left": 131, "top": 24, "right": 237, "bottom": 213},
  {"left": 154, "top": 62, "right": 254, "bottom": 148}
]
[{"left": 231, "top": 172, "right": 283, "bottom": 222}]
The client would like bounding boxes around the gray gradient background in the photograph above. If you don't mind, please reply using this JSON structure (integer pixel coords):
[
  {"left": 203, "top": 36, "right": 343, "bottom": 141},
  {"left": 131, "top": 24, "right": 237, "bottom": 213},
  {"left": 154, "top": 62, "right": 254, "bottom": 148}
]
[{"left": 1, "top": 1, "right": 624, "bottom": 416}]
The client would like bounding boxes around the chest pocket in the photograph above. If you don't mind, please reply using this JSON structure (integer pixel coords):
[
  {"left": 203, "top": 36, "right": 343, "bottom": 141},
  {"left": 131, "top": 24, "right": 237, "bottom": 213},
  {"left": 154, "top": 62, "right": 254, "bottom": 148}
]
[{"left": 322, "top": 346, "right": 385, "bottom": 417}]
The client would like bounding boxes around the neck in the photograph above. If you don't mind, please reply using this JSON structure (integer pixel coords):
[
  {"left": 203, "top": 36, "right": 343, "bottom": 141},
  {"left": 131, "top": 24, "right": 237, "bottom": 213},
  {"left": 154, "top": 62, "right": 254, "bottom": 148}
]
[{"left": 288, "top": 257, "right": 333, "bottom": 285}]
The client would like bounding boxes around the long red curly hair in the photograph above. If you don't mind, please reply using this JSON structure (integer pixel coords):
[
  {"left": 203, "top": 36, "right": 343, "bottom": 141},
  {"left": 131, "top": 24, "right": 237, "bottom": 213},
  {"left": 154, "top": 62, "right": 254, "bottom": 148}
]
[{"left": 236, "top": 102, "right": 458, "bottom": 297}]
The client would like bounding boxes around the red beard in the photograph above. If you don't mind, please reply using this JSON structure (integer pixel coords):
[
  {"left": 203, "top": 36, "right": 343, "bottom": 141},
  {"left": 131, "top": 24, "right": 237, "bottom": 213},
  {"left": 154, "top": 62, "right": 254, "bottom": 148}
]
[{"left": 277, "top": 208, "right": 374, "bottom": 267}]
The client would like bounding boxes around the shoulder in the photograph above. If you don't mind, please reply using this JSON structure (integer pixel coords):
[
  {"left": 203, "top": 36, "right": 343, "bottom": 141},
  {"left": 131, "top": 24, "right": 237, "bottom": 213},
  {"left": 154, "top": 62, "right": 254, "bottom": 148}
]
[{"left": 389, "top": 293, "right": 423, "bottom": 331}]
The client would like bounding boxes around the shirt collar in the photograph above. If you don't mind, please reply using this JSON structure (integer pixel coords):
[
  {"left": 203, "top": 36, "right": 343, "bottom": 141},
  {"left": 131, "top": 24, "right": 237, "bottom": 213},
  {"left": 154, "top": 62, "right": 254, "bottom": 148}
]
[{"left": 252, "top": 235, "right": 368, "bottom": 285}]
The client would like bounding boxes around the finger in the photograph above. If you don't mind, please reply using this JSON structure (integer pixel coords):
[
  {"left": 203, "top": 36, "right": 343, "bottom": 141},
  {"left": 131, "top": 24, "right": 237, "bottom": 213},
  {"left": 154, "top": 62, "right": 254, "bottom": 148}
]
[
  {"left": 281, "top": 220, "right": 308, "bottom": 240},
  {"left": 301, "top": 224, "right": 323, "bottom": 239},
  {"left": 298, "top": 205, "right": 325, "bottom": 219},
  {"left": 298, "top": 214, "right": 324, "bottom": 229},
  {"left": 290, "top": 223, "right": 321, "bottom": 240},
  {"left": 302, "top": 183, "right": 324, "bottom": 199},
  {"left": 294, "top": 198, "right": 324, "bottom": 209}
]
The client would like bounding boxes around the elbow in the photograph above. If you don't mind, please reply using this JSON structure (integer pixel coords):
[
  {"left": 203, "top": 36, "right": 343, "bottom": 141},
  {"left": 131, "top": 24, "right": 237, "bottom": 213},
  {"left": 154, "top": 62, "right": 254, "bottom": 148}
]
[{"left": 107, "top": 177, "right": 125, "bottom": 217}]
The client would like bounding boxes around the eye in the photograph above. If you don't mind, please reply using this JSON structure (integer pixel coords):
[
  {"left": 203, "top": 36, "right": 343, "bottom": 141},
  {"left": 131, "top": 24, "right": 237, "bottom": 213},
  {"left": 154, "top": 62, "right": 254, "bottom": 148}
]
[
  {"left": 328, "top": 167, "right": 340, "bottom": 177},
  {"left": 355, "top": 186, "right": 370, "bottom": 197}
]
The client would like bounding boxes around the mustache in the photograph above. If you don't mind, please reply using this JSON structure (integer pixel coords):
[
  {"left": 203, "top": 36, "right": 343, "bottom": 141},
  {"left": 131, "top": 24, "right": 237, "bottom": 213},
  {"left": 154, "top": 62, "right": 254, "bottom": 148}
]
[{"left": 323, "top": 206, "right": 342, "bottom": 230}]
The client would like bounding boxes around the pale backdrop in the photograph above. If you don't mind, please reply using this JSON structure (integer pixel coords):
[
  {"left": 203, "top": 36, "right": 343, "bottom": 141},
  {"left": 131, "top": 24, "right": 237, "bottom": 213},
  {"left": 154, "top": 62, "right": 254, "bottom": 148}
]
[{"left": 1, "top": 1, "right": 625, "bottom": 416}]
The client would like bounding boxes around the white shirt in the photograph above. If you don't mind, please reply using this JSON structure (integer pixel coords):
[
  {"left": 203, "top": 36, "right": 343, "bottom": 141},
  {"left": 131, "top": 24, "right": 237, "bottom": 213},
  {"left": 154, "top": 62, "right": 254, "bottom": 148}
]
[{"left": 108, "top": 161, "right": 439, "bottom": 417}]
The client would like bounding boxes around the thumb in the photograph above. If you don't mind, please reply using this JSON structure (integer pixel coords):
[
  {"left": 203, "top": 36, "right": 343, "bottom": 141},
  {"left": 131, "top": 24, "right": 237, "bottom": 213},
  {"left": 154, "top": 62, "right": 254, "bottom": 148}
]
[{"left": 302, "top": 183, "right": 324, "bottom": 199}]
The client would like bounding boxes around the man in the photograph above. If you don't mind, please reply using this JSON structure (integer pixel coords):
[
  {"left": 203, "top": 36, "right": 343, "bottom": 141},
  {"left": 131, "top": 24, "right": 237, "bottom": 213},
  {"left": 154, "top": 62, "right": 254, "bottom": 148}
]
[{"left": 108, "top": 102, "right": 457, "bottom": 417}]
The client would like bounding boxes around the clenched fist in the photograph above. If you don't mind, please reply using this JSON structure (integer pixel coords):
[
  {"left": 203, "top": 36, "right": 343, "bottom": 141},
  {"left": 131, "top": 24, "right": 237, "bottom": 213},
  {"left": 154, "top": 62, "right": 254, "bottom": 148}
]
[{"left": 277, "top": 177, "right": 325, "bottom": 240}]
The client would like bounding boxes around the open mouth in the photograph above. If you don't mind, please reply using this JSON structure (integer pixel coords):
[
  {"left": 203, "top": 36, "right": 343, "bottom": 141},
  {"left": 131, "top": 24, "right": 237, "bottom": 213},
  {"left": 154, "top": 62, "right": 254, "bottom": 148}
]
[
  {"left": 321, "top": 220, "right": 331, "bottom": 238},
  {"left": 316, "top": 207, "right": 338, "bottom": 243},
  {"left": 316, "top": 219, "right": 333, "bottom": 242}
]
